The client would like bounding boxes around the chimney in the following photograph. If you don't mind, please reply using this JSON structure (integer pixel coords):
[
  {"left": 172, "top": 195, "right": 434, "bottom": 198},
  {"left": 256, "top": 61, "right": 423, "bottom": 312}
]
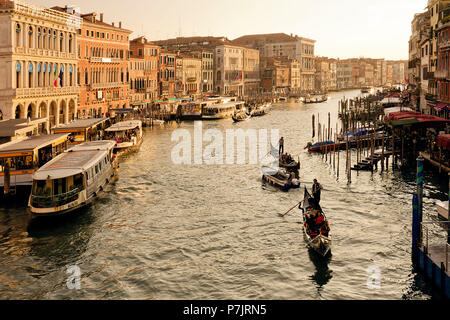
[
  {"left": 100, "top": 13, "right": 104, "bottom": 22},
  {"left": 119, "top": 21, "right": 122, "bottom": 29},
  {"left": 112, "top": 22, "right": 115, "bottom": 27}
]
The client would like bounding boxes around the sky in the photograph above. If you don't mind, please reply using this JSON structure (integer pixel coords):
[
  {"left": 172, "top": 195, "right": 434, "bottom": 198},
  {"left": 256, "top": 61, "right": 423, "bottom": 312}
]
[{"left": 34, "top": 0, "right": 427, "bottom": 60}]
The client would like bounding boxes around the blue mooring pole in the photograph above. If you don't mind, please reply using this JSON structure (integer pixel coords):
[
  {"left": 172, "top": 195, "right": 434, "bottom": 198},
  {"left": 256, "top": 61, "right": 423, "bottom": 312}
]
[
  {"left": 412, "top": 153, "right": 425, "bottom": 262},
  {"left": 417, "top": 153, "right": 424, "bottom": 221}
]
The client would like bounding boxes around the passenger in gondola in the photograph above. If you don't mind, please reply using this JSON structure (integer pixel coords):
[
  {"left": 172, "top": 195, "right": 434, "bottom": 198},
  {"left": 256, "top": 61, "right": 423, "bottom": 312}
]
[{"left": 306, "top": 209, "right": 320, "bottom": 237}]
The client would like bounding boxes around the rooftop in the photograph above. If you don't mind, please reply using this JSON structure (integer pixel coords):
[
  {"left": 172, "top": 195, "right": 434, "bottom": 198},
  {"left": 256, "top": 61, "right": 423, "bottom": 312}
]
[
  {"left": 233, "top": 33, "right": 316, "bottom": 45},
  {"left": 0, "top": 118, "right": 47, "bottom": 137},
  {"left": 53, "top": 118, "right": 109, "bottom": 131},
  {"left": 0, "top": 133, "right": 69, "bottom": 154}
]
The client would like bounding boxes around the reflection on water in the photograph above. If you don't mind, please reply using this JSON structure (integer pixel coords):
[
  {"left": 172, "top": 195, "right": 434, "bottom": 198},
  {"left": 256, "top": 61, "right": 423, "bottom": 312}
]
[
  {"left": 0, "top": 90, "right": 446, "bottom": 300},
  {"left": 309, "top": 249, "right": 333, "bottom": 293}
]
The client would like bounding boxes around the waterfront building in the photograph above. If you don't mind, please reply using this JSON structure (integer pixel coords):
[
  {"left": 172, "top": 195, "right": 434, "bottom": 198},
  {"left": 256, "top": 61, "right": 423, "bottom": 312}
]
[
  {"left": 336, "top": 61, "right": 352, "bottom": 90},
  {"left": 260, "top": 57, "right": 290, "bottom": 94},
  {"left": 0, "top": 0, "right": 80, "bottom": 133},
  {"left": 159, "top": 51, "right": 176, "bottom": 98},
  {"left": 315, "top": 58, "right": 331, "bottom": 92},
  {"left": 129, "top": 36, "right": 160, "bottom": 106},
  {"left": 409, "top": 11, "right": 431, "bottom": 111},
  {"left": 178, "top": 54, "right": 202, "bottom": 97},
  {"left": 242, "top": 47, "right": 260, "bottom": 98},
  {"left": 214, "top": 44, "right": 245, "bottom": 97},
  {"left": 67, "top": 10, "right": 132, "bottom": 118},
  {"left": 435, "top": 8, "right": 450, "bottom": 117},
  {"left": 233, "top": 33, "right": 316, "bottom": 92}
]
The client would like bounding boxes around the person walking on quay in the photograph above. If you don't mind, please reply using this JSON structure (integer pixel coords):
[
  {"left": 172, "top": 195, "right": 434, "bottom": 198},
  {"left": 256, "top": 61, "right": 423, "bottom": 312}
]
[
  {"left": 279, "top": 137, "right": 285, "bottom": 156},
  {"left": 312, "top": 179, "right": 323, "bottom": 205}
]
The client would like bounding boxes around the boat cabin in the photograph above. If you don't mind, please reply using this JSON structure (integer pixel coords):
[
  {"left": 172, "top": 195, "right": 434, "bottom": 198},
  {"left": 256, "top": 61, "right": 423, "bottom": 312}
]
[
  {"left": 0, "top": 133, "right": 69, "bottom": 187},
  {"left": 52, "top": 118, "right": 110, "bottom": 145},
  {"left": 105, "top": 120, "right": 143, "bottom": 151}
]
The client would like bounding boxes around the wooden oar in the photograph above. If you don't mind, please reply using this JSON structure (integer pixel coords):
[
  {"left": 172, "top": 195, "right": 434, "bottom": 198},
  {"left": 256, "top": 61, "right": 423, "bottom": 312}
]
[{"left": 279, "top": 198, "right": 304, "bottom": 217}]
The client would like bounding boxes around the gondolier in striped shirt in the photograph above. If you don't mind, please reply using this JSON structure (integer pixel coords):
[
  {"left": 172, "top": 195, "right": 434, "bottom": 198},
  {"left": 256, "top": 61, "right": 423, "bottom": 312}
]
[{"left": 312, "top": 179, "right": 323, "bottom": 204}]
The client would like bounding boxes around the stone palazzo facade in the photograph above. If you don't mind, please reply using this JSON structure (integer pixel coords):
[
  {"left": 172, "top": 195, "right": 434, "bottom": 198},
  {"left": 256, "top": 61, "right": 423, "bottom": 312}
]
[{"left": 0, "top": 0, "right": 79, "bottom": 132}]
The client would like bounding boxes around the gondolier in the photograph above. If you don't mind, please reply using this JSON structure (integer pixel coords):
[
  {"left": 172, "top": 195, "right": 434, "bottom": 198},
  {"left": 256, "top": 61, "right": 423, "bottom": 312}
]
[
  {"left": 312, "top": 179, "right": 323, "bottom": 204},
  {"left": 279, "top": 137, "right": 285, "bottom": 155}
]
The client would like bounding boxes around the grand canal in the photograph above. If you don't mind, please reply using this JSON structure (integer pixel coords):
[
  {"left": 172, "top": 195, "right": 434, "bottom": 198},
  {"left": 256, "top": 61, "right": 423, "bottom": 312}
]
[{"left": 0, "top": 90, "right": 447, "bottom": 299}]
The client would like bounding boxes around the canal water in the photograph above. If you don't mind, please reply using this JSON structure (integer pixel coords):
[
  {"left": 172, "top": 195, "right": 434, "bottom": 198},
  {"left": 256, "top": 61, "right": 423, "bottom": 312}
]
[{"left": 0, "top": 90, "right": 447, "bottom": 300}]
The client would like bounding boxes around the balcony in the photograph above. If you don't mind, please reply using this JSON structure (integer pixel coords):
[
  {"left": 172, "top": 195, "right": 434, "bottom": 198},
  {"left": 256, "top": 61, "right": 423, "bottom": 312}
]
[
  {"left": 89, "top": 57, "right": 122, "bottom": 63},
  {"left": 14, "top": 47, "right": 77, "bottom": 59},
  {"left": 14, "top": 86, "right": 79, "bottom": 98},
  {"left": 423, "top": 71, "right": 435, "bottom": 80},
  {"left": 435, "top": 70, "right": 449, "bottom": 79},
  {"left": 89, "top": 82, "right": 125, "bottom": 90}
]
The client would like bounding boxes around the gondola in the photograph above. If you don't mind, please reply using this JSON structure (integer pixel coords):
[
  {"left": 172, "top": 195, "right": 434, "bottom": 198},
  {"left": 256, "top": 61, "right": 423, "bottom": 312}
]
[
  {"left": 299, "top": 188, "right": 332, "bottom": 257},
  {"left": 262, "top": 168, "right": 300, "bottom": 191},
  {"left": 279, "top": 157, "right": 300, "bottom": 171}
]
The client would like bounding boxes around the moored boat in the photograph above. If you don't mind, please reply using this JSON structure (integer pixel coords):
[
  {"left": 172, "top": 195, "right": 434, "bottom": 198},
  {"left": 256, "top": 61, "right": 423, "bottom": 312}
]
[
  {"left": 262, "top": 168, "right": 300, "bottom": 191},
  {"left": 300, "top": 188, "right": 332, "bottom": 257},
  {"left": 232, "top": 110, "right": 251, "bottom": 122},
  {"left": 105, "top": 120, "right": 143, "bottom": 153},
  {"left": 28, "top": 140, "right": 118, "bottom": 218}
]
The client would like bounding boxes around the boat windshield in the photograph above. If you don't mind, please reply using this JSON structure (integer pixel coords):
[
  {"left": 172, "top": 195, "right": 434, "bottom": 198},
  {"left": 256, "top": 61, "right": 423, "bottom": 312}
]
[{"left": 31, "top": 173, "right": 85, "bottom": 208}]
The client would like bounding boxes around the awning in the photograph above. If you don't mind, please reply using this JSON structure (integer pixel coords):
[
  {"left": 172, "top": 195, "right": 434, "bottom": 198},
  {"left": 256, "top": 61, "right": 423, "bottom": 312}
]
[
  {"left": 437, "top": 134, "right": 450, "bottom": 150},
  {"left": 434, "top": 102, "right": 449, "bottom": 112}
]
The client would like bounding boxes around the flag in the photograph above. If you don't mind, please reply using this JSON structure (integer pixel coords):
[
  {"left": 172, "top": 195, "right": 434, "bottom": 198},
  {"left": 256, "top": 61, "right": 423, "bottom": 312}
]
[
  {"left": 54, "top": 66, "right": 58, "bottom": 87},
  {"left": 59, "top": 69, "right": 63, "bottom": 87}
]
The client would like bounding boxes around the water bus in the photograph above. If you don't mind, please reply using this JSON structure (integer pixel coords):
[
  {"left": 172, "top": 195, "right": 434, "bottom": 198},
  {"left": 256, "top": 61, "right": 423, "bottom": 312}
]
[
  {"left": 0, "top": 134, "right": 69, "bottom": 191},
  {"left": 52, "top": 118, "right": 110, "bottom": 145},
  {"left": 202, "top": 101, "right": 245, "bottom": 120},
  {"left": 29, "top": 140, "right": 118, "bottom": 217},
  {"left": 105, "top": 120, "right": 143, "bottom": 153},
  {"left": 305, "top": 93, "right": 328, "bottom": 104}
]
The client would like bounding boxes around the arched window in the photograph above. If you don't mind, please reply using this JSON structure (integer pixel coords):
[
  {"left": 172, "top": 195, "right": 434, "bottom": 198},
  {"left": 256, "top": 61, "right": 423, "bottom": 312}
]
[
  {"left": 27, "top": 104, "right": 32, "bottom": 119},
  {"left": 28, "top": 26, "right": 33, "bottom": 48},
  {"left": 15, "top": 24, "right": 21, "bottom": 47},
  {"left": 37, "top": 63, "right": 42, "bottom": 87},
  {"left": 53, "top": 30, "right": 57, "bottom": 50},
  {"left": 28, "top": 62, "right": 33, "bottom": 88},
  {"left": 84, "top": 68, "right": 88, "bottom": 85},
  {"left": 37, "top": 27, "right": 41, "bottom": 49},
  {"left": 59, "top": 33, "right": 64, "bottom": 52},
  {"left": 68, "top": 34, "right": 73, "bottom": 53},
  {"left": 16, "top": 62, "right": 21, "bottom": 88},
  {"left": 69, "top": 65, "right": 73, "bottom": 86},
  {"left": 0, "top": 110, "right": 3, "bottom": 121},
  {"left": 15, "top": 105, "right": 21, "bottom": 119}
]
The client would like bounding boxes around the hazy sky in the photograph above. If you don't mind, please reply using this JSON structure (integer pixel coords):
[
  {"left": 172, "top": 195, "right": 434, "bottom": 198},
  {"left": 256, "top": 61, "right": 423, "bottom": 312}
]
[{"left": 34, "top": 0, "right": 427, "bottom": 60}]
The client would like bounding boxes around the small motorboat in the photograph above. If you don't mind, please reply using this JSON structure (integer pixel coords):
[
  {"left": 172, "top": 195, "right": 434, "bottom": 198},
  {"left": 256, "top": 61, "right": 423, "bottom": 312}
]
[
  {"left": 262, "top": 168, "right": 300, "bottom": 192},
  {"left": 232, "top": 111, "right": 251, "bottom": 122},
  {"left": 299, "top": 188, "right": 332, "bottom": 257},
  {"left": 251, "top": 103, "right": 271, "bottom": 117}
]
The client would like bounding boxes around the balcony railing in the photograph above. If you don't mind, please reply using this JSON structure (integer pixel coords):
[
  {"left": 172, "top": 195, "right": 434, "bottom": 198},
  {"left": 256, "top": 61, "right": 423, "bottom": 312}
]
[
  {"left": 423, "top": 71, "right": 435, "bottom": 80},
  {"left": 14, "top": 47, "right": 77, "bottom": 59},
  {"left": 0, "top": 0, "right": 82, "bottom": 28},
  {"left": 89, "top": 82, "right": 125, "bottom": 90},
  {"left": 15, "top": 86, "right": 79, "bottom": 98},
  {"left": 435, "top": 70, "right": 449, "bottom": 79},
  {"left": 89, "top": 57, "right": 122, "bottom": 63}
]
